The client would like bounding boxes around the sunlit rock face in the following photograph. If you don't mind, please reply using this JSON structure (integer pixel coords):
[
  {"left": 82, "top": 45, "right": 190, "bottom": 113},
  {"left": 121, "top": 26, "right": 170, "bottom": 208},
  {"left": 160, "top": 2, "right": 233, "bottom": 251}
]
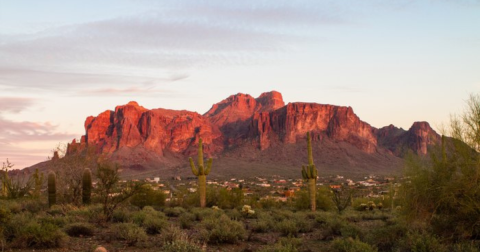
[{"left": 67, "top": 91, "right": 440, "bottom": 169}]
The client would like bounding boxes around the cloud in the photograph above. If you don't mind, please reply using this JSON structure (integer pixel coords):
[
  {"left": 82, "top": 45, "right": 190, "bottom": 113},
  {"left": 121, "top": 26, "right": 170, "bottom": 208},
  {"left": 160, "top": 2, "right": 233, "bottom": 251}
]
[
  {"left": 80, "top": 85, "right": 174, "bottom": 97},
  {"left": 0, "top": 97, "right": 36, "bottom": 113},
  {"left": 0, "top": 117, "right": 77, "bottom": 144},
  {"left": 0, "top": 2, "right": 337, "bottom": 93}
]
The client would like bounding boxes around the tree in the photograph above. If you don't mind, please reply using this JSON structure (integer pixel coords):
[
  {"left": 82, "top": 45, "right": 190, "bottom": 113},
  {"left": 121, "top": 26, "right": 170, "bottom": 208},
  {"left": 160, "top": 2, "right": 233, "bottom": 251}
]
[
  {"left": 1, "top": 159, "right": 33, "bottom": 199},
  {"left": 96, "top": 161, "right": 141, "bottom": 222},
  {"left": 47, "top": 144, "right": 97, "bottom": 205},
  {"left": 400, "top": 94, "right": 480, "bottom": 241}
]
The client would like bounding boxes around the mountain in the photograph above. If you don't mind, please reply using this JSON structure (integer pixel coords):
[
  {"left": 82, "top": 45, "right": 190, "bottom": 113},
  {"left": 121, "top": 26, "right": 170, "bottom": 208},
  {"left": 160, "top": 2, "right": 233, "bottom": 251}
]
[{"left": 63, "top": 91, "right": 441, "bottom": 178}]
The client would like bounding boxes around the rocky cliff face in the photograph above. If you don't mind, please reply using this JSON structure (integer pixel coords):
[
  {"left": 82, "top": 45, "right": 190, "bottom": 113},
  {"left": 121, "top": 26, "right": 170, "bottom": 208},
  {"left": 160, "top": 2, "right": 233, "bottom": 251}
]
[
  {"left": 67, "top": 91, "right": 441, "bottom": 172},
  {"left": 375, "top": 121, "right": 440, "bottom": 156}
]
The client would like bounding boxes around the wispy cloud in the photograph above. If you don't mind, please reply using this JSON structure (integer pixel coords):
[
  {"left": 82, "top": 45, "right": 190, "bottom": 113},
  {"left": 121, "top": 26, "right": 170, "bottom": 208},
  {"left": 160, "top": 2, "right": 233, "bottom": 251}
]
[
  {"left": 0, "top": 117, "right": 76, "bottom": 144},
  {"left": 0, "top": 1, "right": 340, "bottom": 94},
  {"left": 0, "top": 97, "right": 36, "bottom": 113}
]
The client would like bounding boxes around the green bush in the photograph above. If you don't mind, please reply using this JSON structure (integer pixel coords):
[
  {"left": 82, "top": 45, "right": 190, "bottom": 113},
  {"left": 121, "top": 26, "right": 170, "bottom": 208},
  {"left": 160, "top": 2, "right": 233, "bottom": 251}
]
[
  {"left": 275, "top": 219, "right": 299, "bottom": 237},
  {"left": 132, "top": 206, "right": 167, "bottom": 235},
  {"left": 250, "top": 212, "right": 274, "bottom": 233},
  {"left": 164, "top": 206, "right": 186, "bottom": 217},
  {"left": 112, "top": 223, "right": 147, "bottom": 246},
  {"left": 162, "top": 226, "right": 203, "bottom": 252},
  {"left": 293, "top": 186, "right": 334, "bottom": 211},
  {"left": 64, "top": 222, "right": 95, "bottom": 237},
  {"left": 330, "top": 237, "right": 378, "bottom": 252},
  {"left": 398, "top": 231, "right": 448, "bottom": 252},
  {"left": 200, "top": 214, "right": 247, "bottom": 244},
  {"left": 365, "top": 221, "right": 407, "bottom": 251},
  {"left": 4, "top": 213, "right": 67, "bottom": 249},
  {"left": 130, "top": 184, "right": 166, "bottom": 209},
  {"left": 112, "top": 208, "right": 131, "bottom": 223},
  {"left": 179, "top": 212, "right": 196, "bottom": 229}
]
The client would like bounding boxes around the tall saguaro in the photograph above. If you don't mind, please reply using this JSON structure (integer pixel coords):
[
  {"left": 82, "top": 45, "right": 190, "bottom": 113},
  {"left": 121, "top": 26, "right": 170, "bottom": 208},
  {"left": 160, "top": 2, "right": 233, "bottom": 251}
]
[
  {"left": 48, "top": 172, "right": 56, "bottom": 208},
  {"left": 82, "top": 168, "right": 92, "bottom": 205},
  {"left": 301, "top": 132, "right": 318, "bottom": 211},
  {"left": 189, "top": 138, "right": 212, "bottom": 208}
]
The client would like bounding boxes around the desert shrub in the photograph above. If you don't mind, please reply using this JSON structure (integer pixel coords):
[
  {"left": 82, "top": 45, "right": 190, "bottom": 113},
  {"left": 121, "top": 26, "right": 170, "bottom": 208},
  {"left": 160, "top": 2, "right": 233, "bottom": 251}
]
[
  {"left": 365, "top": 221, "right": 407, "bottom": 251},
  {"left": 225, "top": 208, "right": 242, "bottom": 221},
  {"left": 22, "top": 199, "right": 47, "bottom": 214},
  {"left": 271, "top": 209, "right": 295, "bottom": 222},
  {"left": 112, "top": 223, "right": 147, "bottom": 246},
  {"left": 330, "top": 237, "right": 378, "bottom": 252},
  {"left": 64, "top": 222, "right": 95, "bottom": 237},
  {"left": 276, "top": 219, "right": 299, "bottom": 237},
  {"left": 164, "top": 206, "right": 186, "bottom": 217},
  {"left": 294, "top": 186, "right": 334, "bottom": 211},
  {"left": 250, "top": 212, "right": 274, "bottom": 233},
  {"left": 206, "top": 187, "right": 244, "bottom": 209},
  {"left": 162, "top": 226, "right": 203, "bottom": 252},
  {"left": 112, "top": 208, "right": 131, "bottom": 223},
  {"left": 398, "top": 231, "right": 448, "bottom": 252},
  {"left": 191, "top": 207, "right": 221, "bottom": 221},
  {"left": 451, "top": 242, "right": 480, "bottom": 252},
  {"left": 132, "top": 206, "right": 167, "bottom": 235},
  {"left": 130, "top": 184, "right": 166, "bottom": 209},
  {"left": 200, "top": 214, "right": 247, "bottom": 244},
  {"left": 179, "top": 212, "right": 196, "bottom": 229},
  {"left": 320, "top": 216, "right": 362, "bottom": 240},
  {"left": 258, "top": 197, "right": 282, "bottom": 210},
  {"left": 5, "top": 213, "right": 67, "bottom": 248},
  {"left": 66, "top": 204, "right": 105, "bottom": 224},
  {"left": 38, "top": 215, "right": 68, "bottom": 228}
]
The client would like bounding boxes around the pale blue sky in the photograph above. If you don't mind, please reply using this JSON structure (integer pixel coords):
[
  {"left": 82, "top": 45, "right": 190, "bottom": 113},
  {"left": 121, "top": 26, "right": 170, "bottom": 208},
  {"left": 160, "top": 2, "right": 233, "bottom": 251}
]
[{"left": 1, "top": 0, "right": 479, "bottom": 168}]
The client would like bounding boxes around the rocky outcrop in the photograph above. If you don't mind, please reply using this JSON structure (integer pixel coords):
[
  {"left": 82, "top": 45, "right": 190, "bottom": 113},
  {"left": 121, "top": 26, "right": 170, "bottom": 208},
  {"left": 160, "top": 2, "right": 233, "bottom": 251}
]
[
  {"left": 249, "top": 103, "right": 377, "bottom": 152},
  {"left": 375, "top": 121, "right": 440, "bottom": 156},
  {"left": 67, "top": 91, "right": 441, "bottom": 172}
]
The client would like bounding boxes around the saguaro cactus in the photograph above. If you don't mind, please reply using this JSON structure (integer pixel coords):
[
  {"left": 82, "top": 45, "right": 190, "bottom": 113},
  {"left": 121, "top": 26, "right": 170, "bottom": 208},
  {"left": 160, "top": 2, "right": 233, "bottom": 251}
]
[
  {"left": 48, "top": 172, "right": 56, "bottom": 207},
  {"left": 82, "top": 168, "right": 92, "bottom": 205},
  {"left": 189, "top": 138, "right": 212, "bottom": 208},
  {"left": 301, "top": 132, "right": 318, "bottom": 211},
  {"left": 32, "top": 168, "right": 44, "bottom": 199}
]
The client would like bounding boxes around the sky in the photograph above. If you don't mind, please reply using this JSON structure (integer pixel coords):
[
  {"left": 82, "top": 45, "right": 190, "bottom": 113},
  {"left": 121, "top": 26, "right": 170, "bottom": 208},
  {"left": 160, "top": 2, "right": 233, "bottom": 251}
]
[{"left": 0, "top": 0, "right": 479, "bottom": 169}]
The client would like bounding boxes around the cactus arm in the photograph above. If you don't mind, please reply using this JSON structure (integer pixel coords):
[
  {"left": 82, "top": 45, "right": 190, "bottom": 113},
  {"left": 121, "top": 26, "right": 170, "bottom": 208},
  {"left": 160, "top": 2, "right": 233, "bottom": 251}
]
[
  {"left": 302, "top": 166, "right": 308, "bottom": 179},
  {"left": 205, "top": 158, "right": 213, "bottom": 175},
  {"left": 189, "top": 157, "right": 199, "bottom": 176}
]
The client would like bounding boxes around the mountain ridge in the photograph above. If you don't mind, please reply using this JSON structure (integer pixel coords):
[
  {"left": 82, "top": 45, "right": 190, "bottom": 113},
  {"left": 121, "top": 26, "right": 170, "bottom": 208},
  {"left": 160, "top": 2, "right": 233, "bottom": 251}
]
[{"left": 61, "top": 91, "right": 440, "bottom": 177}]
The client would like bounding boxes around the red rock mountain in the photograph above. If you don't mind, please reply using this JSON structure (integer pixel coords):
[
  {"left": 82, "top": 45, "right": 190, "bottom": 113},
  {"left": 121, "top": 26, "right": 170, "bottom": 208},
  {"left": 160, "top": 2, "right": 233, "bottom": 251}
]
[{"left": 66, "top": 91, "right": 441, "bottom": 176}]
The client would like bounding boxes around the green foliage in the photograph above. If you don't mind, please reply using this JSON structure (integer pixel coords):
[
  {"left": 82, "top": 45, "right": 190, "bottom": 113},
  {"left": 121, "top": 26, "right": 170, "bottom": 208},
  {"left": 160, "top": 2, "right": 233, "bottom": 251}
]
[
  {"left": 332, "top": 186, "right": 353, "bottom": 213},
  {"left": 294, "top": 186, "right": 334, "bottom": 211},
  {"left": 330, "top": 237, "right": 378, "bottom": 252},
  {"left": 162, "top": 225, "right": 203, "bottom": 252},
  {"left": 132, "top": 206, "right": 168, "bottom": 235},
  {"left": 179, "top": 212, "right": 196, "bottom": 229},
  {"left": 1, "top": 159, "right": 33, "bottom": 199},
  {"left": 112, "top": 223, "right": 147, "bottom": 246},
  {"left": 4, "top": 212, "right": 67, "bottom": 249},
  {"left": 400, "top": 136, "right": 480, "bottom": 240},
  {"left": 95, "top": 161, "right": 142, "bottom": 222},
  {"left": 164, "top": 206, "right": 187, "bottom": 217},
  {"left": 200, "top": 213, "right": 247, "bottom": 244},
  {"left": 189, "top": 138, "right": 213, "bottom": 208},
  {"left": 48, "top": 172, "right": 56, "bottom": 207},
  {"left": 82, "top": 168, "right": 92, "bottom": 205},
  {"left": 130, "top": 184, "right": 166, "bottom": 209},
  {"left": 64, "top": 222, "right": 95, "bottom": 237}
]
